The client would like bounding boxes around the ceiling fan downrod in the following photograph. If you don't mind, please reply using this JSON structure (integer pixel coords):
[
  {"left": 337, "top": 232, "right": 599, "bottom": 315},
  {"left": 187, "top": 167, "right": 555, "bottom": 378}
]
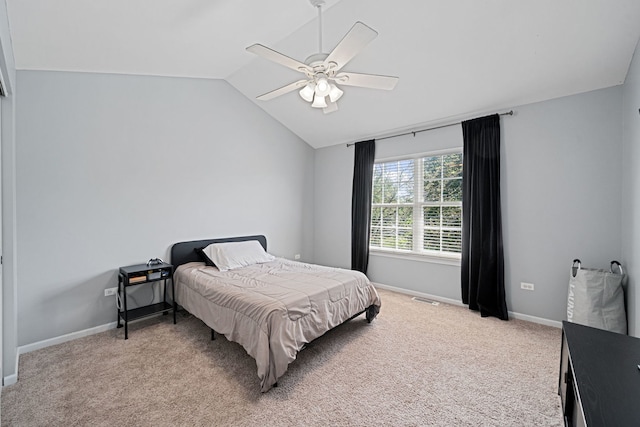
[{"left": 310, "top": 0, "right": 325, "bottom": 55}]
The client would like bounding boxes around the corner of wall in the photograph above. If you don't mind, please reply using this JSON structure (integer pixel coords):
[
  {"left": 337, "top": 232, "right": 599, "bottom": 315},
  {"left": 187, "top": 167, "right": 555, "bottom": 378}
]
[
  {"left": 621, "top": 35, "right": 640, "bottom": 337},
  {"left": 0, "top": 0, "right": 18, "bottom": 382}
]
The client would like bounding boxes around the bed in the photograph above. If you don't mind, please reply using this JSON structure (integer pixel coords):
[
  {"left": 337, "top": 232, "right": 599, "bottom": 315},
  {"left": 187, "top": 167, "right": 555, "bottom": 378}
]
[{"left": 170, "top": 235, "right": 381, "bottom": 392}]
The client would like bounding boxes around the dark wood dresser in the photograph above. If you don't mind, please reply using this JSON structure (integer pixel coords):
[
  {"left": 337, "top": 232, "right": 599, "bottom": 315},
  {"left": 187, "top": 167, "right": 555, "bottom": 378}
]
[{"left": 559, "top": 321, "right": 640, "bottom": 426}]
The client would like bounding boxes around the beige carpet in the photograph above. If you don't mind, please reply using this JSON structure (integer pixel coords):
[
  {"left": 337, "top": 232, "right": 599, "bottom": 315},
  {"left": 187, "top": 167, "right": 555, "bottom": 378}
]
[{"left": 2, "top": 288, "right": 563, "bottom": 426}]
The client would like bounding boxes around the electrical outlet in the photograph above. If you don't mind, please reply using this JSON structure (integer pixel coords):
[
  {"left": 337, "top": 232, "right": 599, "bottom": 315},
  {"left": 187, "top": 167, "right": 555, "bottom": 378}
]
[
  {"left": 521, "top": 282, "right": 535, "bottom": 291},
  {"left": 104, "top": 287, "right": 118, "bottom": 296},
  {"left": 294, "top": 254, "right": 301, "bottom": 260}
]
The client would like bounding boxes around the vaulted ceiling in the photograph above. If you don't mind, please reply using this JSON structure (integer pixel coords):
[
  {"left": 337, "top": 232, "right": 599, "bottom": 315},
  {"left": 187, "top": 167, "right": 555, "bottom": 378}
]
[{"left": 7, "top": 0, "right": 640, "bottom": 148}]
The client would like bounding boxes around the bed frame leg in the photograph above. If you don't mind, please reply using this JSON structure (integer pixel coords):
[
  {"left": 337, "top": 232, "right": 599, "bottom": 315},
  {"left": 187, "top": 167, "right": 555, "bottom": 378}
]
[
  {"left": 366, "top": 305, "right": 379, "bottom": 323},
  {"left": 211, "top": 329, "right": 215, "bottom": 341}
]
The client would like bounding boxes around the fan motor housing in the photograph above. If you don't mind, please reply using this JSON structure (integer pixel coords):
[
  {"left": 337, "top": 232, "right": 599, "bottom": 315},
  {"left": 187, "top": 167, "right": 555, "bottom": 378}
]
[{"left": 304, "top": 53, "right": 328, "bottom": 65}]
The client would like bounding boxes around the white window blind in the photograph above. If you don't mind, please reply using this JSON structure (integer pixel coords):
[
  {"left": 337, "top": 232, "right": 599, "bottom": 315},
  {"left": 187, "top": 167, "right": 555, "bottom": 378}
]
[{"left": 370, "top": 151, "right": 463, "bottom": 258}]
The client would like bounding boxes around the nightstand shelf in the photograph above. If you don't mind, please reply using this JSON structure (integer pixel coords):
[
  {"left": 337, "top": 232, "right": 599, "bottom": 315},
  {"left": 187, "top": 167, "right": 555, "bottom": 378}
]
[
  {"left": 117, "top": 262, "right": 176, "bottom": 339},
  {"left": 125, "top": 302, "right": 174, "bottom": 322}
]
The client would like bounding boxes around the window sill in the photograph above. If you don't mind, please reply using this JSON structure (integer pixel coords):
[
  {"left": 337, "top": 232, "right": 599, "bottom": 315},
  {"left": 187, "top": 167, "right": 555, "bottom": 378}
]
[{"left": 369, "top": 249, "right": 461, "bottom": 266}]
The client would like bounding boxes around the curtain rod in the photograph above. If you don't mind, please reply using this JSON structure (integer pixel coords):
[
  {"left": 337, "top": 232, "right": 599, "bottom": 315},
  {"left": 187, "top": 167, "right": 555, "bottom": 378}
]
[{"left": 346, "top": 110, "right": 514, "bottom": 147}]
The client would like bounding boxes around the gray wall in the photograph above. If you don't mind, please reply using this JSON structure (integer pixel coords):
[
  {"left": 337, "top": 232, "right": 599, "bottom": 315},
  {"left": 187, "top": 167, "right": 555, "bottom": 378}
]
[
  {"left": 15, "top": 71, "right": 315, "bottom": 346},
  {"left": 622, "top": 39, "right": 640, "bottom": 337},
  {"left": 314, "top": 87, "right": 624, "bottom": 323},
  {"left": 313, "top": 145, "right": 353, "bottom": 270},
  {"left": 502, "top": 87, "right": 622, "bottom": 321}
]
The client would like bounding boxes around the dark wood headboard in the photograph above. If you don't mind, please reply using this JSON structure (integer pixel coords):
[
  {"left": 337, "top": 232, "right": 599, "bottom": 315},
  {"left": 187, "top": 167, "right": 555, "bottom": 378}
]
[{"left": 170, "top": 235, "right": 267, "bottom": 268}]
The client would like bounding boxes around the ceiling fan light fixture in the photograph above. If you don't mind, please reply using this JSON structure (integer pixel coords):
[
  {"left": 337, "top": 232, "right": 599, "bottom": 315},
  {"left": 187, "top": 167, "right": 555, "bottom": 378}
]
[
  {"left": 328, "top": 84, "right": 343, "bottom": 103},
  {"left": 315, "top": 75, "right": 331, "bottom": 97},
  {"left": 299, "top": 83, "right": 315, "bottom": 102},
  {"left": 311, "top": 94, "right": 327, "bottom": 108}
]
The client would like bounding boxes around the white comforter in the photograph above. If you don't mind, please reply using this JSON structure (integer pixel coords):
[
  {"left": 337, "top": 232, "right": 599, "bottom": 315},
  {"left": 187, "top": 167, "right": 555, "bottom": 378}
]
[{"left": 174, "top": 258, "right": 381, "bottom": 391}]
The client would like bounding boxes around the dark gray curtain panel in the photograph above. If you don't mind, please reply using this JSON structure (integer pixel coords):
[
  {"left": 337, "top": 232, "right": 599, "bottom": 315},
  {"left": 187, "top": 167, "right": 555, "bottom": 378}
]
[
  {"left": 351, "top": 139, "right": 376, "bottom": 274},
  {"left": 461, "top": 115, "right": 508, "bottom": 320}
]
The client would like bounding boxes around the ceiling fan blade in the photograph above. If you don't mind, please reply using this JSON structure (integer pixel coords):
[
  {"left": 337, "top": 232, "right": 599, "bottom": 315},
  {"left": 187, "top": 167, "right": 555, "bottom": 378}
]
[
  {"left": 256, "top": 79, "right": 309, "bottom": 101},
  {"left": 324, "top": 22, "right": 378, "bottom": 72},
  {"left": 334, "top": 72, "right": 399, "bottom": 90},
  {"left": 247, "top": 44, "right": 312, "bottom": 74}
]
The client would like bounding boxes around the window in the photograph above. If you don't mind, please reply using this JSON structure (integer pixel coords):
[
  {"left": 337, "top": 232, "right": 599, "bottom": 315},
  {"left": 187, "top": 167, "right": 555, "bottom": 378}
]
[{"left": 370, "top": 151, "right": 463, "bottom": 258}]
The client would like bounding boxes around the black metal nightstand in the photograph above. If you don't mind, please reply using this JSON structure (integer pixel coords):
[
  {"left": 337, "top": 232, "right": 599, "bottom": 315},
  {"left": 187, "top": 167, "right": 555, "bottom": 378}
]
[{"left": 117, "top": 262, "right": 176, "bottom": 339}]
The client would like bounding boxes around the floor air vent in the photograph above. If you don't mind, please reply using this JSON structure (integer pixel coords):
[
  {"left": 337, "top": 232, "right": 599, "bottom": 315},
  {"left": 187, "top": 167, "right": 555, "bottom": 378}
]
[{"left": 412, "top": 296, "right": 440, "bottom": 306}]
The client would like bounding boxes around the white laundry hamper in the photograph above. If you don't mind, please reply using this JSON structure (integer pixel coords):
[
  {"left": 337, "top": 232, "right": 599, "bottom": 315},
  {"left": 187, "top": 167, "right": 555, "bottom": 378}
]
[{"left": 567, "top": 259, "right": 627, "bottom": 334}]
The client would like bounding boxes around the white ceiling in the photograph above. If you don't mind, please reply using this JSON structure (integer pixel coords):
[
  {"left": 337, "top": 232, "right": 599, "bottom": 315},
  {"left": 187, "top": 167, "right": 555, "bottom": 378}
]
[{"left": 7, "top": 0, "right": 640, "bottom": 148}]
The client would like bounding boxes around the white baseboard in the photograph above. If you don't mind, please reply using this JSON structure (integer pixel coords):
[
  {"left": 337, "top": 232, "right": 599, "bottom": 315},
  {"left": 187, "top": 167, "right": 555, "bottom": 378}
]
[
  {"left": 17, "top": 321, "right": 119, "bottom": 355},
  {"left": 2, "top": 348, "right": 19, "bottom": 386},
  {"left": 508, "top": 312, "right": 562, "bottom": 328},
  {"left": 373, "top": 282, "right": 562, "bottom": 328},
  {"left": 4, "top": 374, "right": 17, "bottom": 386},
  {"left": 373, "top": 282, "right": 465, "bottom": 307},
  {"left": 3, "top": 321, "right": 118, "bottom": 387}
]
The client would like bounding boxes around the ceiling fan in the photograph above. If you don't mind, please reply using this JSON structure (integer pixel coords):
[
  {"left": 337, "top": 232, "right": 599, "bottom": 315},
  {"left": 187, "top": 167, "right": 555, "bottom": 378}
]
[{"left": 246, "top": 0, "right": 399, "bottom": 114}]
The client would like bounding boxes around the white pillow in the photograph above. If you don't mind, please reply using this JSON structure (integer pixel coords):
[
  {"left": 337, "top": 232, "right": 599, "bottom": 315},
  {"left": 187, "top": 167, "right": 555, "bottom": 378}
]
[{"left": 202, "top": 240, "right": 275, "bottom": 272}]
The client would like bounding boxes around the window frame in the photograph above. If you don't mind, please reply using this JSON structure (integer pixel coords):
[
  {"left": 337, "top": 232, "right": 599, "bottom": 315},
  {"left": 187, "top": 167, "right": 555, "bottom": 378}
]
[{"left": 369, "top": 148, "right": 463, "bottom": 264}]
